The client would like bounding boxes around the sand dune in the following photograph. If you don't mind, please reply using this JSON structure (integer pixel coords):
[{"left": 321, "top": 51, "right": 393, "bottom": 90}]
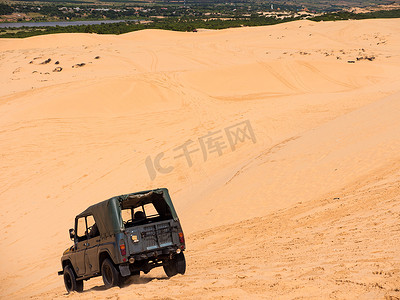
[{"left": 1, "top": 18, "right": 400, "bottom": 299}]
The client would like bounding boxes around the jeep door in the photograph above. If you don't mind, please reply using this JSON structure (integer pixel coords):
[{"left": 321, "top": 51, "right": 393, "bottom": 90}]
[
  {"left": 74, "top": 217, "right": 87, "bottom": 276},
  {"left": 84, "top": 215, "right": 100, "bottom": 275}
]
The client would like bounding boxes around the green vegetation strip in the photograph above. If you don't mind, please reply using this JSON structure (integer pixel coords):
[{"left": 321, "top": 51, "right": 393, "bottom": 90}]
[
  {"left": 1, "top": 8, "right": 400, "bottom": 38},
  {"left": 0, "top": 16, "right": 298, "bottom": 38},
  {"left": 310, "top": 9, "right": 400, "bottom": 21}
]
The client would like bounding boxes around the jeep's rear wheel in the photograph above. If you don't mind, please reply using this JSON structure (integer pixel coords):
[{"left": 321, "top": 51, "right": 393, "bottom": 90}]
[
  {"left": 163, "top": 262, "right": 177, "bottom": 277},
  {"left": 101, "top": 258, "right": 121, "bottom": 288},
  {"left": 63, "top": 265, "right": 83, "bottom": 293},
  {"left": 163, "top": 252, "right": 186, "bottom": 277}
]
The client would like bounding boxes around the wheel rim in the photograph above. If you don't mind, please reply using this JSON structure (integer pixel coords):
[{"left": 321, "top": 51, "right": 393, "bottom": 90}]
[
  {"left": 64, "top": 273, "right": 73, "bottom": 291},
  {"left": 103, "top": 264, "right": 113, "bottom": 285}
]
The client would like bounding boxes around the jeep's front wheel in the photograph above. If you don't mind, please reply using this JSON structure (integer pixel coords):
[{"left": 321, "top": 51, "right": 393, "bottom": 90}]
[
  {"left": 163, "top": 252, "right": 186, "bottom": 277},
  {"left": 63, "top": 265, "right": 83, "bottom": 293},
  {"left": 101, "top": 258, "right": 121, "bottom": 288}
]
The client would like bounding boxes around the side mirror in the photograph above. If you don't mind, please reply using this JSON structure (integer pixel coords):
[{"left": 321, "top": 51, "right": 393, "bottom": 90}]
[{"left": 69, "top": 228, "right": 75, "bottom": 241}]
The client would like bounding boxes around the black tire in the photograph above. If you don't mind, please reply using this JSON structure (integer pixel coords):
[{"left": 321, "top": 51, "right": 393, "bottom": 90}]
[
  {"left": 176, "top": 252, "right": 186, "bottom": 275},
  {"left": 163, "top": 252, "right": 186, "bottom": 277},
  {"left": 101, "top": 258, "right": 121, "bottom": 289},
  {"left": 163, "top": 261, "right": 178, "bottom": 277},
  {"left": 63, "top": 265, "right": 83, "bottom": 293}
]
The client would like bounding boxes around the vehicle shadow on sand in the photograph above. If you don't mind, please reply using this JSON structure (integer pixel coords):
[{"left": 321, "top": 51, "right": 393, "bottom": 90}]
[{"left": 85, "top": 276, "right": 170, "bottom": 292}]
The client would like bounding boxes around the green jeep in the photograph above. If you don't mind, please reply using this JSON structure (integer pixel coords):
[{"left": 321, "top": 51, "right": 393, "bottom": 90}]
[{"left": 58, "top": 188, "right": 186, "bottom": 292}]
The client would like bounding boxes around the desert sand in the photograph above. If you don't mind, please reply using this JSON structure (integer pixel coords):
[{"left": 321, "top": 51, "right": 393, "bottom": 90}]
[{"left": 1, "top": 18, "right": 400, "bottom": 299}]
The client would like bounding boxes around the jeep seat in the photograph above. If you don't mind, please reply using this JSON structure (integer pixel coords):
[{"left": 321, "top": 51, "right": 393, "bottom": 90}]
[{"left": 134, "top": 211, "right": 145, "bottom": 221}]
